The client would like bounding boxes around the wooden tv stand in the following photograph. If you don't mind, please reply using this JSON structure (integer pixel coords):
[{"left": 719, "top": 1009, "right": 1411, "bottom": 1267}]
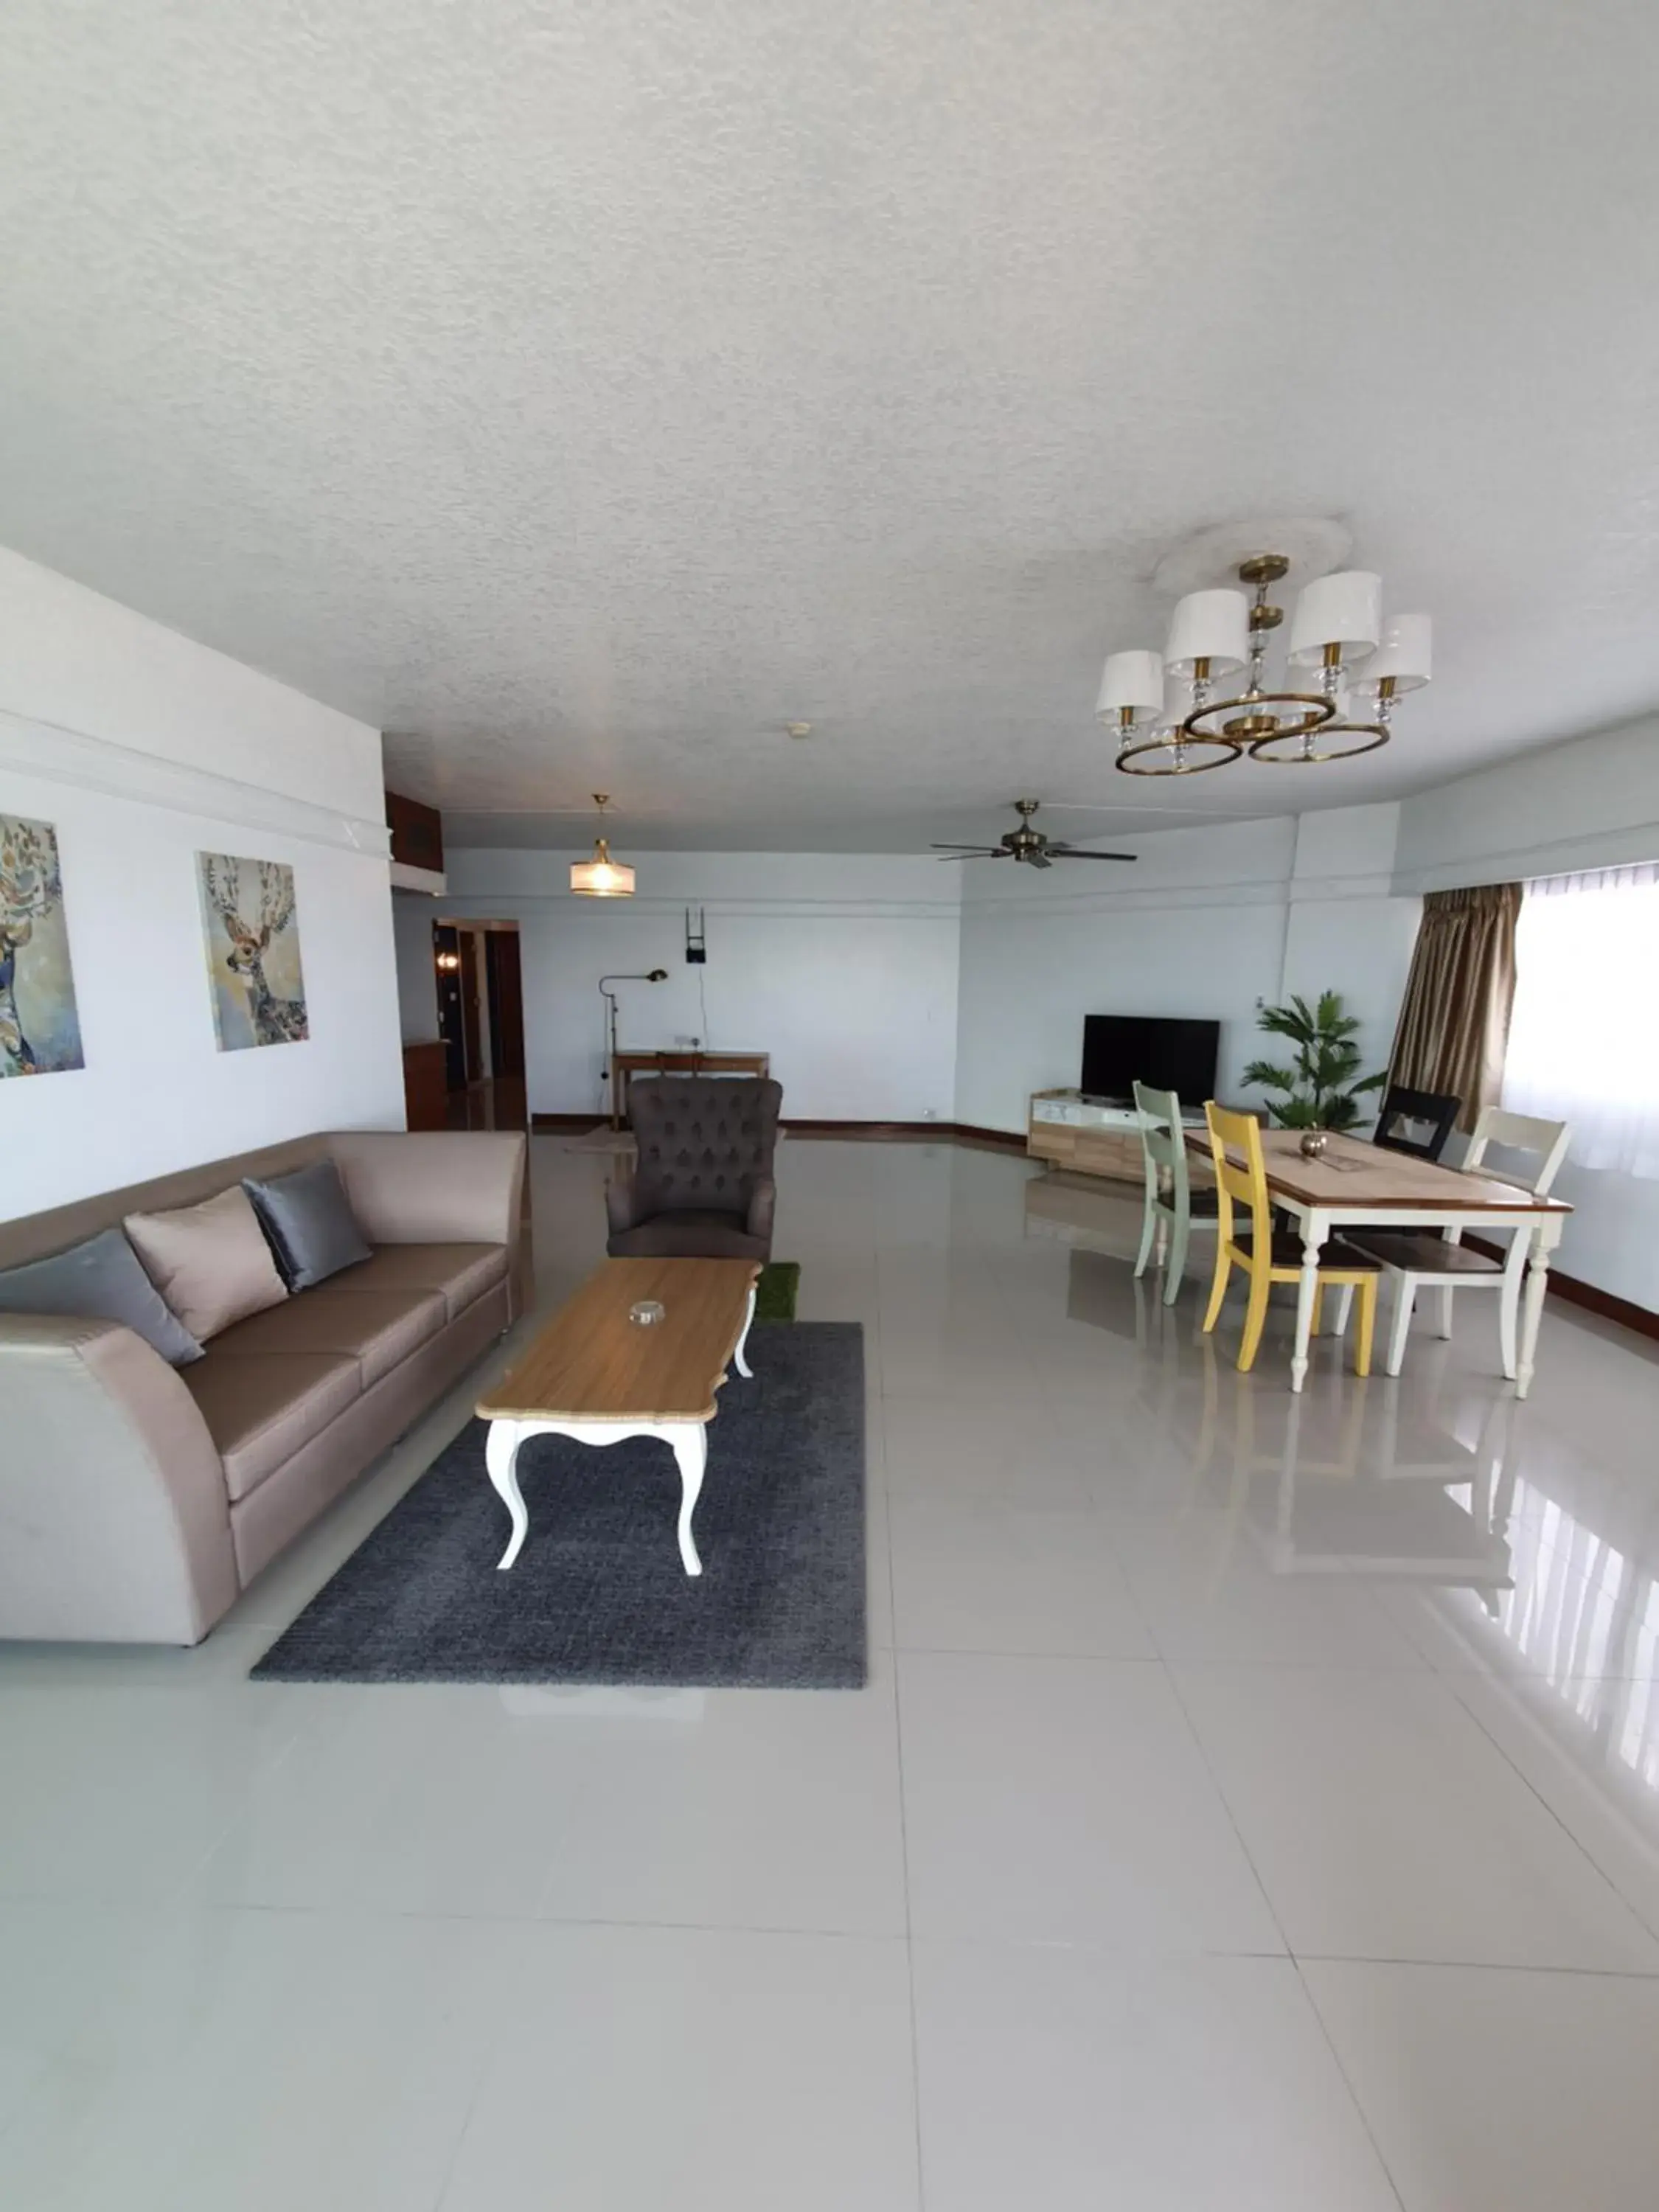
[{"left": 1027, "top": 1088, "right": 1212, "bottom": 1188}]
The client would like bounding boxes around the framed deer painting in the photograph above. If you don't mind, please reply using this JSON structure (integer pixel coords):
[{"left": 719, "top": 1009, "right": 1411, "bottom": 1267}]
[
  {"left": 1, "top": 813, "right": 86, "bottom": 1077},
  {"left": 197, "top": 852, "right": 309, "bottom": 1050}
]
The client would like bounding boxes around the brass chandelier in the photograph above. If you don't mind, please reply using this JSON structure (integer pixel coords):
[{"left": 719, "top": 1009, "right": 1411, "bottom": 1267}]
[
  {"left": 1099, "top": 546, "right": 1432, "bottom": 777},
  {"left": 569, "top": 793, "right": 636, "bottom": 897}
]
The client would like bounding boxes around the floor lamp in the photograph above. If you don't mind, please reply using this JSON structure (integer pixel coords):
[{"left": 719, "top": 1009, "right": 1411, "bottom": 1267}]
[{"left": 599, "top": 970, "right": 668, "bottom": 1129}]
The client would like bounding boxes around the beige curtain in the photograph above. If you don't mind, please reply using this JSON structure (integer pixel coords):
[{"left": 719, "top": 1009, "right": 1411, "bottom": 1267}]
[{"left": 1390, "top": 883, "right": 1521, "bottom": 1130}]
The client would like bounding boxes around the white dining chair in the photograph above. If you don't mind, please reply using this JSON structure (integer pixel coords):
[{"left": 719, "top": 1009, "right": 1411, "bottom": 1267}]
[
  {"left": 1132, "top": 1080, "right": 1220, "bottom": 1304},
  {"left": 1345, "top": 1106, "right": 1571, "bottom": 1379}
]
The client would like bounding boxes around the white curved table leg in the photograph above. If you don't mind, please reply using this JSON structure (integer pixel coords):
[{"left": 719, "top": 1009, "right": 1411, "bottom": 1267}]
[
  {"left": 670, "top": 1424, "right": 708, "bottom": 1576},
  {"left": 485, "top": 1419, "right": 529, "bottom": 1570},
  {"left": 733, "top": 1282, "right": 757, "bottom": 1380},
  {"left": 1290, "top": 1211, "right": 1328, "bottom": 1395},
  {"left": 1516, "top": 1222, "right": 1560, "bottom": 1401}
]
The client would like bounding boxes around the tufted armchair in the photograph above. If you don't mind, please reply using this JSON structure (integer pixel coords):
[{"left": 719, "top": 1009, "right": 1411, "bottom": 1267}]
[{"left": 605, "top": 1077, "right": 783, "bottom": 1262}]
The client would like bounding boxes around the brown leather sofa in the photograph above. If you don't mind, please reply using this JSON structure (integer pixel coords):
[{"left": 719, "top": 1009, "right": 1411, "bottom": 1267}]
[
  {"left": 605, "top": 1076, "right": 782, "bottom": 1261},
  {"left": 0, "top": 1130, "right": 528, "bottom": 1646}
]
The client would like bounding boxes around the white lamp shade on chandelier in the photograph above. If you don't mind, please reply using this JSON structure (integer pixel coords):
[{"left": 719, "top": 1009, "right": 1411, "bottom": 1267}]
[
  {"left": 1164, "top": 588, "right": 1251, "bottom": 677},
  {"left": 1100, "top": 535, "right": 1434, "bottom": 774},
  {"left": 1287, "top": 570, "right": 1382, "bottom": 666},
  {"left": 1095, "top": 648, "right": 1166, "bottom": 723},
  {"left": 1351, "top": 611, "right": 1433, "bottom": 695}
]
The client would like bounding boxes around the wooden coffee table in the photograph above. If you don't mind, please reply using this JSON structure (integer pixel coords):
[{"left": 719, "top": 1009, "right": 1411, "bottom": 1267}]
[{"left": 475, "top": 1256, "right": 761, "bottom": 1577}]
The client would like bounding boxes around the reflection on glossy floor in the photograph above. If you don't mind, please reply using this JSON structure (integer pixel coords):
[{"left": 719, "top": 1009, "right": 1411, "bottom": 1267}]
[
  {"left": 4, "top": 1141, "right": 1659, "bottom": 2208},
  {"left": 444, "top": 1074, "right": 528, "bottom": 1131}
]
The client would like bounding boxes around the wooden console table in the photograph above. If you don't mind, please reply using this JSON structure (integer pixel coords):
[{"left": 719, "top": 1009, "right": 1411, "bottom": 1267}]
[{"left": 612, "top": 1049, "right": 771, "bottom": 1127}]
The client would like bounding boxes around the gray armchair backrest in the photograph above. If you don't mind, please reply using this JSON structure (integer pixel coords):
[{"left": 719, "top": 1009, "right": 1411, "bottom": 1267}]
[{"left": 630, "top": 1077, "right": 783, "bottom": 1219}]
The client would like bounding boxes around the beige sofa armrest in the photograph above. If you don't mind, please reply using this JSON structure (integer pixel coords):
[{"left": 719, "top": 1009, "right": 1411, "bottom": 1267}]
[
  {"left": 327, "top": 1130, "right": 526, "bottom": 1247},
  {"left": 0, "top": 1315, "right": 238, "bottom": 1645}
]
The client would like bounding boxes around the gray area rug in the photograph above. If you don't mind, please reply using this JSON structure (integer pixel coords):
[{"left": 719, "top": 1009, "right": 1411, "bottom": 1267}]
[{"left": 251, "top": 1323, "right": 865, "bottom": 1688}]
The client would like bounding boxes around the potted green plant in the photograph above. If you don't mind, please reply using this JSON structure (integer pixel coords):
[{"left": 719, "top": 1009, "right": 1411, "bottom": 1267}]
[{"left": 1242, "top": 990, "right": 1386, "bottom": 1145}]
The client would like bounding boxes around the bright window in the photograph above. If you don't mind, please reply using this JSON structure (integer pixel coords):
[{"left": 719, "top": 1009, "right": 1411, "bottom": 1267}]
[{"left": 1503, "top": 862, "right": 1659, "bottom": 1178}]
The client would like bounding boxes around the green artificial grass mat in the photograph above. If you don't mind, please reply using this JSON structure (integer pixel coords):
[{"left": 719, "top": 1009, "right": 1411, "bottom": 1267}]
[{"left": 755, "top": 1261, "right": 801, "bottom": 1323}]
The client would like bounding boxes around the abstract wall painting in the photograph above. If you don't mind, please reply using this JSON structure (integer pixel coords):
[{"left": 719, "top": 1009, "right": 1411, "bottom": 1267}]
[
  {"left": 198, "top": 852, "right": 309, "bottom": 1051},
  {"left": 0, "top": 813, "right": 86, "bottom": 1078}
]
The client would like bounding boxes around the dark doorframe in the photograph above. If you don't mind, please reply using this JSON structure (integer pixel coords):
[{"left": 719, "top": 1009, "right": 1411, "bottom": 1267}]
[
  {"left": 433, "top": 922, "right": 467, "bottom": 1090},
  {"left": 485, "top": 929, "right": 525, "bottom": 1079},
  {"left": 458, "top": 930, "right": 485, "bottom": 1079}
]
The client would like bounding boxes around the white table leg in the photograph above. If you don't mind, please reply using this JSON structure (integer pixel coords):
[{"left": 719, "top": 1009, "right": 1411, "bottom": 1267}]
[
  {"left": 670, "top": 1424, "right": 708, "bottom": 1576},
  {"left": 1290, "top": 1211, "right": 1328, "bottom": 1395},
  {"left": 1498, "top": 1243, "right": 1528, "bottom": 1381},
  {"left": 1387, "top": 1278, "right": 1416, "bottom": 1377},
  {"left": 733, "top": 1282, "right": 757, "bottom": 1380},
  {"left": 1516, "top": 1220, "right": 1560, "bottom": 1401},
  {"left": 485, "top": 1419, "right": 529, "bottom": 1571}
]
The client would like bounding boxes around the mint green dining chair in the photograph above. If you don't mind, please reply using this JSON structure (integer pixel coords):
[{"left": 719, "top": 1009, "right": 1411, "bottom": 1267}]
[{"left": 1133, "top": 1080, "right": 1220, "bottom": 1305}]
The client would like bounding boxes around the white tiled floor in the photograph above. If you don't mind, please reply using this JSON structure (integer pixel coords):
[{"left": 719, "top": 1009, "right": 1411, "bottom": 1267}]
[
  {"left": 911, "top": 1943, "right": 1400, "bottom": 2212},
  {"left": 6, "top": 1134, "right": 1659, "bottom": 2206},
  {"left": 899, "top": 1649, "right": 1283, "bottom": 1952}
]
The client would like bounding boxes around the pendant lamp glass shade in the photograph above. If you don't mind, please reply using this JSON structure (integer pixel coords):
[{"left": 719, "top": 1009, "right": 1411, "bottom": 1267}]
[
  {"left": 570, "top": 794, "right": 636, "bottom": 897},
  {"left": 570, "top": 843, "right": 636, "bottom": 897},
  {"left": 1095, "top": 648, "right": 1165, "bottom": 723},
  {"left": 1164, "top": 589, "right": 1251, "bottom": 677},
  {"left": 1350, "top": 611, "right": 1433, "bottom": 695},
  {"left": 1287, "top": 570, "right": 1382, "bottom": 666}
]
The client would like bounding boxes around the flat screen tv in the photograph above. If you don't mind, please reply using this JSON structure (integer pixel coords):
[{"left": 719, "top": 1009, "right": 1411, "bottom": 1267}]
[{"left": 1081, "top": 1015, "right": 1220, "bottom": 1107}]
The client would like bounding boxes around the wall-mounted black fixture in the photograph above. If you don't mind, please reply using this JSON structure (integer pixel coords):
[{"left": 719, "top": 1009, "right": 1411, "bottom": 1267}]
[{"left": 685, "top": 907, "right": 706, "bottom": 964}]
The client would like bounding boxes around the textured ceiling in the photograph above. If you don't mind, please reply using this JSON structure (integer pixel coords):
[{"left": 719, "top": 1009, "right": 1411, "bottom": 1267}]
[{"left": 4, "top": 1, "right": 1659, "bottom": 852}]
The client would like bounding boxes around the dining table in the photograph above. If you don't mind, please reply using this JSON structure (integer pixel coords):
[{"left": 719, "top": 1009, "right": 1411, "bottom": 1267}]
[{"left": 1183, "top": 1126, "right": 1573, "bottom": 1397}]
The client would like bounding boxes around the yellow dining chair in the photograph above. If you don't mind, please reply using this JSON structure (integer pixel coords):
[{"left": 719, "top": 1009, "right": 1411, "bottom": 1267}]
[{"left": 1201, "top": 1102, "right": 1380, "bottom": 1377}]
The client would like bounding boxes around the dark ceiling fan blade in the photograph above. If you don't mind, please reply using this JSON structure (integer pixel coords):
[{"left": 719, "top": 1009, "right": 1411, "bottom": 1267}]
[
  {"left": 1025, "top": 850, "right": 1053, "bottom": 869},
  {"left": 1048, "top": 846, "right": 1138, "bottom": 862},
  {"left": 932, "top": 843, "right": 1004, "bottom": 855}
]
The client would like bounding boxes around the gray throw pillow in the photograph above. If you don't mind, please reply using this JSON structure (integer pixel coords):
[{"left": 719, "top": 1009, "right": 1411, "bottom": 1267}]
[
  {"left": 243, "top": 1160, "right": 372, "bottom": 1292},
  {"left": 0, "top": 1228, "right": 204, "bottom": 1366}
]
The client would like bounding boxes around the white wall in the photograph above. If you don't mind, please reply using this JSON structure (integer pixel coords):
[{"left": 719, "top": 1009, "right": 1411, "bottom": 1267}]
[
  {"left": 392, "top": 893, "right": 441, "bottom": 1043},
  {"left": 0, "top": 547, "right": 404, "bottom": 1217},
  {"left": 441, "top": 850, "right": 960, "bottom": 1123},
  {"left": 1396, "top": 718, "right": 1659, "bottom": 1312},
  {"left": 1394, "top": 716, "right": 1659, "bottom": 894},
  {"left": 953, "top": 803, "right": 1419, "bottom": 1135},
  {"left": 453, "top": 815, "right": 1417, "bottom": 1141},
  {"left": 1279, "top": 806, "right": 1422, "bottom": 1091}
]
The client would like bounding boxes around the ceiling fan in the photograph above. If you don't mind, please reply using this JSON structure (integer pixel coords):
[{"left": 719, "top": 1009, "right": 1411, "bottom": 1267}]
[{"left": 932, "top": 799, "right": 1135, "bottom": 870}]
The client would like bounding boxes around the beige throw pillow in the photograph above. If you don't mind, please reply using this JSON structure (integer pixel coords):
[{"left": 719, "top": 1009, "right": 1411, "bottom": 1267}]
[{"left": 124, "top": 1186, "right": 288, "bottom": 1343}]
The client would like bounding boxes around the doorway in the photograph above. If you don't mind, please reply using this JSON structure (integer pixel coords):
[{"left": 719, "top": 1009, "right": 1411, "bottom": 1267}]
[
  {"left": 484, "top": 928, "right": 525, "bottom": 1080},
  {"left": 433, "top": 918, "right": 526, "bottom": 1128}
]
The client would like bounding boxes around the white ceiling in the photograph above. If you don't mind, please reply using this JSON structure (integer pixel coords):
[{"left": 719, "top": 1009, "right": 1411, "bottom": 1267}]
[{"left": 4, "top": 2, "right": 1659, "bottom": 852}]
